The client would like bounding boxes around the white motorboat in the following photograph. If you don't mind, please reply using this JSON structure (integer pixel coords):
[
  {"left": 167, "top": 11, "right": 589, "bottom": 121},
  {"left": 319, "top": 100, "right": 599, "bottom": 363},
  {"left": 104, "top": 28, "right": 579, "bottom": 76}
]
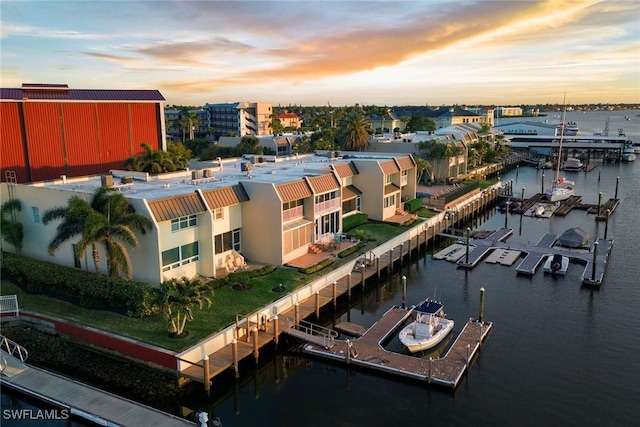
[
  {"left": 563, "top": 157, "right": 583, "bottom": 172},
  {"left": 398, "top": 312, "right": 454, "bottom": 353},
  {"left": 622, "top": 143, "right": 636, "bottom": 162},
  {"left": 543, "top": 254, "right": 569, "bottom": 275}
]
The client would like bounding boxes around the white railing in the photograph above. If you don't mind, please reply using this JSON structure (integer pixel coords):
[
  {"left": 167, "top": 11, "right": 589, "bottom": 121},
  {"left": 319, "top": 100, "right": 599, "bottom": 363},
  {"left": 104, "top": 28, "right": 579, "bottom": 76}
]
[
  {"left": 314, "top": 198, "right": 340, "bottom": 213},
  {"left": 176, "top": 183, "right": 503, "bottom": 371}
]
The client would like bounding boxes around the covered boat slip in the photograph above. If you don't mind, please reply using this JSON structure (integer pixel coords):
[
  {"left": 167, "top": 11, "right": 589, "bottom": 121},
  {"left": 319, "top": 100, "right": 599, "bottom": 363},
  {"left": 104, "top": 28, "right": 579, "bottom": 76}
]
[{"left": 302, "top": 306, "right": 492, "bottom": 388}]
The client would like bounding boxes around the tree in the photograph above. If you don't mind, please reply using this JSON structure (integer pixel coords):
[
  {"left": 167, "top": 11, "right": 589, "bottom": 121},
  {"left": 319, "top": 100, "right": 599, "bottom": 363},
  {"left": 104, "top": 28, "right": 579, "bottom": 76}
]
[
  {"left": 418, "top": 139, "right": 463, "bottom": 182},
  {"left": 124, "top": 143, "right": 176, "bottom": 174},
  {"left": 337, "top": 111, "right": 371, "bottom": 151},
  {"left": 0, "top": 199, "right": 23, "bottom": 254},
  {"left": 405, "top": 115, "right": 436, "bottom": 133},
  {"left": 179, "top": 110, "right": 200, "bottom": 142},
  {"left": 413, "top": 157, "right": 432, "bottom": 185},
  {"left": 161, "top": 277, "right": 212, "bottom": 337},
  {"left": 166, "top": 142, "right": 192, "bottom": 170},
  {"left": 42, "top": 186, "right": 153, "bottom": 281},
  {"left": 237, "top": 135, "right": 262, "bottom": 154},
  {"left": 270, "top": 113, "right": 284, "bottom": 135},
  {"left": 378, "top": 106, "right": 391, "bottom": 134}
]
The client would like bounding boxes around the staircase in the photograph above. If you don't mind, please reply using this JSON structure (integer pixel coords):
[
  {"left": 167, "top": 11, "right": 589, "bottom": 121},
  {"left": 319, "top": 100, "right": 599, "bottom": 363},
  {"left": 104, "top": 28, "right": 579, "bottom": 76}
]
[
  {"left": 308, "top": 243, "right": 323, "bottom": 254},
  {"left": 0, "top": 334, "right": 28, "bottom": 362}
]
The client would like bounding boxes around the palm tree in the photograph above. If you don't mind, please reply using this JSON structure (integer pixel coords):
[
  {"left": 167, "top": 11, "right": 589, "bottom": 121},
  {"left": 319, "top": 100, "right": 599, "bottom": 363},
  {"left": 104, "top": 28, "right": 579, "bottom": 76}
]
[
  {"left": 124, "top": 143, "right": 176, "bottom": 174},
  {"left": 0, "top": 199, "right": 23, "bottom": 254},
  {"left": 161, "top": 277, "right": 212, "bottom": 337},
  {"left": 337, "top": 111, "right": 371, "bottom": 151},
  {"left": 42, "top": 186, "right": 153, "bottom": 280}
]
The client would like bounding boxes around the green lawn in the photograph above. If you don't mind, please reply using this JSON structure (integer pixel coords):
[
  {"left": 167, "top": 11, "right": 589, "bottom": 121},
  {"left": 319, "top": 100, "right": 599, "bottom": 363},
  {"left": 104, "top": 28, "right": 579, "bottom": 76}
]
[{"left": 0, "top": 221, "right": 411, "bottom": 352}]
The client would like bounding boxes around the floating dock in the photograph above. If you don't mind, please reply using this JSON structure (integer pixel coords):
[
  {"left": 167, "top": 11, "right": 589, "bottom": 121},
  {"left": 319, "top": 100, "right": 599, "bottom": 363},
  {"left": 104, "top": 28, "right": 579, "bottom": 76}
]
[
  {"left": 301, "top": 306, "right": 492, "bottom": 389},
  {"left": 0, "top": 353, "right": 195, "bottom": 427},
  {"left": 485, "top": 249, "right": 522, "bottom": 266}
]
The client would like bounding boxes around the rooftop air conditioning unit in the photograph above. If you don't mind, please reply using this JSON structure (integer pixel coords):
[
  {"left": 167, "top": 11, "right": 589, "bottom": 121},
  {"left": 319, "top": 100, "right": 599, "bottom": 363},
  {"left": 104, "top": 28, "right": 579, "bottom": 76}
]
[
  {"left": 192, "top": 171, "right": 202, "bottom": 180},
  {"left": 203, "top": 169, "right": 212, "bottom": 178},
  {"left": 101, "top": 175, "right": 114, "bottom": 187},
  {"left": 121, "top": 176, "right": 133, "bottom": 184}
]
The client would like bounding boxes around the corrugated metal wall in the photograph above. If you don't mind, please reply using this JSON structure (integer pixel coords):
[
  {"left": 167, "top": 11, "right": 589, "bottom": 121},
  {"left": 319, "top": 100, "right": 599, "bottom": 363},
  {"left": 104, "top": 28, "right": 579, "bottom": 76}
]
[
  {"left": 0, "top": 103, "right": 29, "bottom": 183},
  {"left": 130, "top": 103, "right": 160, "bottom": 152},
  {"left": 97, "top": 103, "right": 134, "bottom": 171},
  {"left": 23, "top": 103, "right": 66, "bottom": 182},
  {"left": 62, "top": 103, "right": 103, "bottom": 177},
  {"left": 1, "top": 100, "right": 163, "bottom": 183}
]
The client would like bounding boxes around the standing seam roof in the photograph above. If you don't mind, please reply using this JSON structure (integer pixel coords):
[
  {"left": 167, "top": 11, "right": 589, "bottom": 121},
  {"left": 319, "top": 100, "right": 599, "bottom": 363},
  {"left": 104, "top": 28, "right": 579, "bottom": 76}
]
[
  {"left": 332, "top": 162, "right": 358, "bottom": 178},
  {"left": 202, "top": 184, "right": 250, "bottom": 209},
  {"left": 1, "top": 88, "right": 165, "bottom": 102},
  {"left": 276, "top": 180, "right": 312, "bottom": 203},
  {"left": 395, "top": 156, "right": 415, "bottom": 170},
  {"left": 307, "top": 174, "right": 340, "bottom": 194},
  {"left": 380, "top": 160, "right": 400, "bottom": 174},
  {"left": 148, "top": 193, "right": 206, "bottom": 222}
]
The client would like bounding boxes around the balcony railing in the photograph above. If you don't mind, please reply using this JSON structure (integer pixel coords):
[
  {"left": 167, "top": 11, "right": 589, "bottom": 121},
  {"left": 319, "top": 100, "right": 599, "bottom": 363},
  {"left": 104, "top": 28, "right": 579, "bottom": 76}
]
[
  {"left": 314, "top": 198, "right": 340, "bottom": 213},
  {"left": 283, "top": 206, "right": 304, "bottom": 222}
]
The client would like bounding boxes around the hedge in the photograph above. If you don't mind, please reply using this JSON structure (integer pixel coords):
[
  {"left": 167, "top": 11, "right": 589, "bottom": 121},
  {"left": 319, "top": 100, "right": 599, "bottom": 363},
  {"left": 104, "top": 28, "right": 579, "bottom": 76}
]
[
  {"left": 343, "top": 213, "right": 368, "bottom": 231},
  {"left": 1, "top": 252, "right": 160, "bottom": 318},
  {"left": 404, "top": 198, "right": 423, "bottom": 213},
  {"left": 299, "top": 258, "right": 333, "bottom": 274}
]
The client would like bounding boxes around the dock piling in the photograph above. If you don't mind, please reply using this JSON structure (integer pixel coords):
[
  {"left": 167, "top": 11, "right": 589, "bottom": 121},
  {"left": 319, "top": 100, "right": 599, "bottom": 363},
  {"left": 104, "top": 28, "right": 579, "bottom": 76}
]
[
  {"left": 332, "top": 281, "right": 337, "bottom": 309},
  {"left": 252, "top": 327, "right": 259, "bottom": 364},
  {"left": 615, "top": 176, "right": 619, "bottom": 199},
  {"left": 479, "top": 287, "right": 485, "bottom": 323},
  {"left": 376, "top": 256, "right": 380, "bottom": 280},
  {"left": 203, "top": 355, "right": 210, "bottom": 395},
  {"left": 294, "top": 303, "right": 300, "bottom": 326},
  {"left": 315, "top": 291, "right": 320, "bottom": 319},
  {"left": 232, "top": 339, "right": 239, "bottom": 378},
  {"left": 598, "top": 192, "right": 602, "bottom": 216},
  {"left": 465, "top": 227, "right": 471, "bottom": 264},
  {"left": 604, "top": 210, "right": 610, "bottom": 239},
  {"left": 402, "top": 276, "right": 407, "bottom": 309},
  {"left": 347, "top": 273, "right": 352, "bottom": 300},
  {"left": 273, "top": 316, "right": 279, "bottom": 346},
  {"left": 591, "top": 241, "right": 599, "bottom": 281}
]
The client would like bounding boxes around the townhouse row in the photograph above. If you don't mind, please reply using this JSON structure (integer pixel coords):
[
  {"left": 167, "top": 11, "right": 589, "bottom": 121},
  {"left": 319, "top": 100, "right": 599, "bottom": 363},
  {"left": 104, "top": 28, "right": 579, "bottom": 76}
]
[{"left": 1, "top": 152, "right": 416, "bottom": 285}]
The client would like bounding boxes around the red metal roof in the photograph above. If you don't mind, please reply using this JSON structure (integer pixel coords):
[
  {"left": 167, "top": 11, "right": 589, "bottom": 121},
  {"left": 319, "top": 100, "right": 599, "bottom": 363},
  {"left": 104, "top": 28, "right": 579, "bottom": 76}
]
[{"left": 1, "top": 86, "right": 165, "bottom": 102}]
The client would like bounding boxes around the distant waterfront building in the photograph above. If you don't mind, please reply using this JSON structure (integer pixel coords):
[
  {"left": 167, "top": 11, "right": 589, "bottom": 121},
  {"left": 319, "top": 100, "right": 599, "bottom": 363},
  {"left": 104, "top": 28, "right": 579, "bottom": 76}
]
[
  {"left": 0, "top": 152, "right": 416, "bottom": 284},
  {"left": 495, "top": 107, "right": 523, "bottom": 117},
  {"left": 276, "top": 112, "right": 302, "bottom": 129},
  {"left": 203, "top": 102, "right": 273, "bottom": 140},
  {"left": 426, "top": 106, "right": 494, "bottom": 128},
  {"left": 0, "top": 83, "right": 166, "bottom": 184}
]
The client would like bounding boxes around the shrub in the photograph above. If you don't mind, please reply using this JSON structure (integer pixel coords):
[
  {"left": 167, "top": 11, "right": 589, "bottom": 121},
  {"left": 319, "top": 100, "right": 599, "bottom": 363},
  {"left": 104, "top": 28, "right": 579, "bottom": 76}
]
[
  {"left": 1, "top": 252, "right": 161, "bottom": 318},
  {"left": 300, "top": 258, "right": 333, "bottom": 274},
  {"left": 337, "top": 242, "right": 365, "bottom": 258},
  {"left": 404, "top": 198, "right": 423, "bottom": 213},
  {"left": 343, "top": 213, "right": 368, "bottom": 231}
]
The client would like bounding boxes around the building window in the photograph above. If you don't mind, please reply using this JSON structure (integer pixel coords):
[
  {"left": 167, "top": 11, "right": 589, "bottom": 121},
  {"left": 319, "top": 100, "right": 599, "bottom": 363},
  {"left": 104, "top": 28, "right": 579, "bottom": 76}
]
[
  {"left": 384, "top": 194, "right": 396, "bottom": 208},
  {"left": 214, "top": 228, "right": 241, "bottom": 253},
  {"left": 171, "top": 214, "right": 197, "bottom": 232},
  {"left": 214, "top": 208, "right": 223, "bottom": 220},
  {"left": 283, "top": 199, "right": 303, "bottom": 211},
  {"left": 385, "top": 174, "right": 392, "bottom": 184},
  {"left": 32, "top": 207, "right": 40, "bottom": 223},
  {"left": 162, "top": 242, "right": 199, "bottom": 272}
]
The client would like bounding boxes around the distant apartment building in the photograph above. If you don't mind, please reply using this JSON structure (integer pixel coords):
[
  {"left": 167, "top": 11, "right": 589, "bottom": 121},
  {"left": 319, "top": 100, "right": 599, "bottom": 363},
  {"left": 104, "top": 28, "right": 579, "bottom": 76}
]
[
  {"left": 1, "top": 153, "right": 416, "bottom": 284},
  {"left": 0, "top": 83, "right": 166, "bottom": 184},
  {"left": 203, "top": 102, "right": 273, "bottom": 141},
  {"left": 164, "top": 108, "right": 210, "bottom": 141}
]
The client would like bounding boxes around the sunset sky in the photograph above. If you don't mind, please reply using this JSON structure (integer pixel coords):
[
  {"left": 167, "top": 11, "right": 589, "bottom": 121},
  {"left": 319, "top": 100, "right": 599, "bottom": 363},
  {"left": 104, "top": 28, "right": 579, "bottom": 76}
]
[{"left": 2, "top": 1, "right": 639, "bottom": 107}]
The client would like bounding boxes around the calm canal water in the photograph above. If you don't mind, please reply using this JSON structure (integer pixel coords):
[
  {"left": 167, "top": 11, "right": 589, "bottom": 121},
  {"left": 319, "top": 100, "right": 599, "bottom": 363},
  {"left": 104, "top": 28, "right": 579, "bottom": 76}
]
[{"left": 3, "top": 110, "right": 639, "bottom": 426}]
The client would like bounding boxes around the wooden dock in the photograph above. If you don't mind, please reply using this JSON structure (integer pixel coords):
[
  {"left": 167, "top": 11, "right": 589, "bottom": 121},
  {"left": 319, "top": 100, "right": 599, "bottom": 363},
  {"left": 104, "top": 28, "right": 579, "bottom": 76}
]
[
  {"left": 302, "top": 306, "right": 492, "bottom": 389},
  {"left": 0, "top": 354, "right": 195, "bottom": 426}
]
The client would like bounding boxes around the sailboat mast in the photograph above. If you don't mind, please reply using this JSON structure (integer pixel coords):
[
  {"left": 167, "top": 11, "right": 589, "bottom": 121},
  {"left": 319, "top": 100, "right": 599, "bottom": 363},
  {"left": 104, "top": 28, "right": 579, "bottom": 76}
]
[{"left": 554, "top": 96, "right": 567, "bottom": 187}]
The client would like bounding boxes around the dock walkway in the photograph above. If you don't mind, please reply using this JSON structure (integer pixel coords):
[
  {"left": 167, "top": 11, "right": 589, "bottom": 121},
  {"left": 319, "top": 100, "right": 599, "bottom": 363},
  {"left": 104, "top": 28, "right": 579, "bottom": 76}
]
[
  {"left": 0, "top": 353, "right": 195, "bottom": 427},
  {"left": 302, "top": 306, "right": 492, "bottom": 388}
]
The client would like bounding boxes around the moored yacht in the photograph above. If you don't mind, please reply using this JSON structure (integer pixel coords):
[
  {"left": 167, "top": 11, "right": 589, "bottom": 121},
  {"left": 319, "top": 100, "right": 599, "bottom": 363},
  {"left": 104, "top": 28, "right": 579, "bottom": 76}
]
[{"left": 563, "top": 157, "right": 583, "bottom": 172}]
